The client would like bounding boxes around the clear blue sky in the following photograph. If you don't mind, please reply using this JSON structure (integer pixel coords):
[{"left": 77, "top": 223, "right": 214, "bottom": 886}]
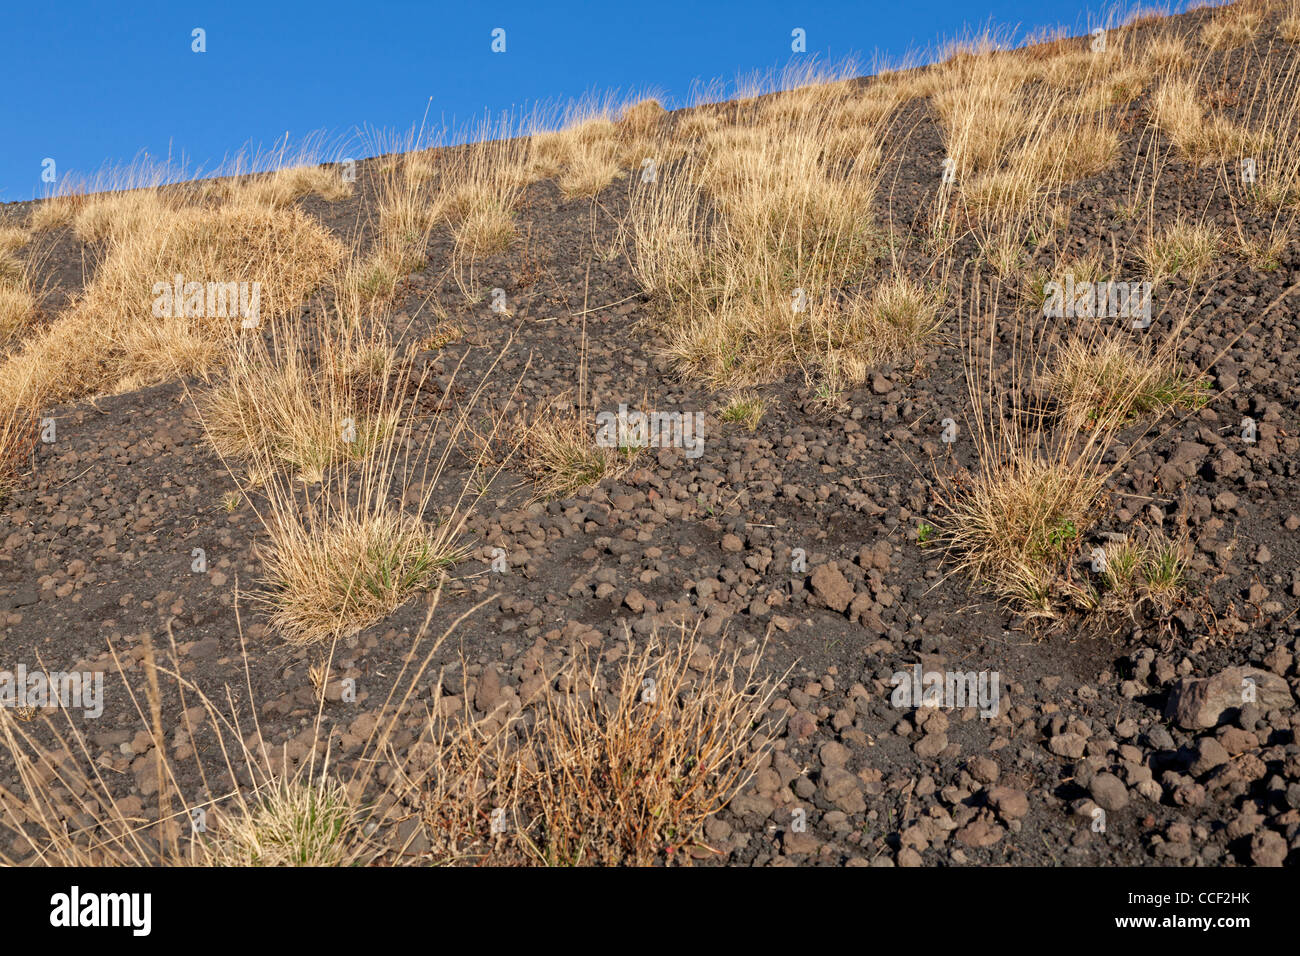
[{"left": 0, "top": 1, "right": 1181, "bottom": 202}]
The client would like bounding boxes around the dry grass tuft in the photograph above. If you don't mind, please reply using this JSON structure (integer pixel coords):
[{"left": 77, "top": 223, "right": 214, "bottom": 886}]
[
  {"left": 1151, "top": 77, "right": 1262, "bottom": 164},
  {"left": 259, "top": 508, "right": 462, "bottom": 645},
  {"left": 1141, "top": 217, "right": 1221, "bottom": 283},
  {"left": 1096, "top": 529, "right": 1189, "bottom": 612},
  {"left": 939, "top": 454, "right": 1106, "bottom": 612},
  {"left": 205, "top": 776, "right": 357, "bottom": 866},
  {"left": 512, "top": 401, "right": 636, "bottom": 499},
  {"left": 628, "top": 74, "right": 893, "bottom": 386},
  {"left": 521, "top": 628, "right": 776, "bottom": 865},
  {"left": 0, "top": 227, "right": 29, "bottom": 255},
  {"left": 928, "top": 271, "right": 1194, "bottom": 617},
  {"left": 1144, "top": 33, "right": 1189, "bottom": 68},
  {"left": 26, "top": 195, "right": 81, "bottom": 231},
  {"left": 237, "top": 331, "right": 506, "bottom": 645},
  {"left": 812, "top": 275, "right": 943, "bottom": 390},
  {"left": 1046, "top": 336, "right": 1208, "bottom": 427},
  {"left": 0, "top": 286, "right": 35, "bottom": 346},
  {"left": 199, "top": 319, "right": 399, "bottom": 482},
  {"left": 1201, "top": 9, "right": 1261, "bottom": 49},
  {"left": 719, "top": 393, "right": 766, "bottom": 430},
  {"left": 72, "top": 190, "right": 172, "bottom": 243},
  {"left": 232, "top": 165, "right": 353, "bottom": 208},
  {"left": 528, "top": 96, "right": 671, "bottom": 199}
]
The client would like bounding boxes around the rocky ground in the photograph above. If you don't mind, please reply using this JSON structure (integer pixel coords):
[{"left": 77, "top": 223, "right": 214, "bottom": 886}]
[{"left": 2, "top": 3, "right": 1299, "bottom": 867}]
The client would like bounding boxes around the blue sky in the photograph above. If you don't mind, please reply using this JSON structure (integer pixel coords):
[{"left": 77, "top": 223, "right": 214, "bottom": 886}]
[{"left": 0, "top": 1, "right": 1182, "bottom": 202}]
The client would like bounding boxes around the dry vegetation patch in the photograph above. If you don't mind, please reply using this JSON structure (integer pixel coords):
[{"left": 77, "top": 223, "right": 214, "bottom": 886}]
[{"left": 0, "top": 201, "right": 343, "bottom": 412}]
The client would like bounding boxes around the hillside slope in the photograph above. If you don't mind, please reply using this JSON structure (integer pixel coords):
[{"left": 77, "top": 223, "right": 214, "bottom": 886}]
[{"left": 1, "top": 2, "right": 1299, "bottom": 867}]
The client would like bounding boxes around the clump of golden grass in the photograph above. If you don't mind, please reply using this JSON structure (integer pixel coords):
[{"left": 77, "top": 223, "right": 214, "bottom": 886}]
[
  {"left": 869, "top": 274, "right": 944, "bottom": 338},
  {"left": 1201, "top": 8, "right": 1261, "bottom": 49},
  {"left": 698, "top": 126, "right": 880, "bottom": 266},
  {"left": 402, "top": 150, "right": 438, "bottom": 184},
  {"left": 929, "top": 267, "right": 1195, "bottom": 617},
  {"left": 520, "top": 627, "right": 776, "bottom": 865},
  {"left": 346, "top": 138, "right": 444, "bottom": 303},
  {"left": 1283, "top": 15, "right": 1300, "bottom": 43},
  {"left": 0, "top": 227, "right": 29, "bottom": 255},
  {"left": 1151, "top": 77, "right": 1261, "bottom": 164},
  {"left": 557, "top": 133, "right": 625, "bottom": 198},
  {"left": 259, "top": 508, "right": 462, "bottom": 644},
  {"left": 1045, "top": 335, "right": 1208, "bottom": 427},
  {"left": 231, "top": 165, "right": 353, "bottom": 208},
  {"left": 240, "top": 332, "right": 510, "bottom": 645},
  {"left": 419, "top": 320, "right": 464, "bottom": 351},
  {"left": 1247, "top": 168, "right": 1300, "bottom": 210},
  {"left": 939, "top": 451, "right": 1106, "bottom": 613},
  {"left": 1078, "top": 64, "right": 1150, "bottom": 107},
  {"left": 0, "top": 240, "right": 38, "bottom": 349},
  {"left": 1141, "top": 217, "right": 1221, "bottom": 283},
  {"left": 1144, "top": 34, "right": 1188, "bottom": 69},
  {"left": 931, "top": 41, "right": 1035, "bottom": 176},
  {"left": 0, "top": 200, "right": 344, "bottom": 413},
  {"left": 811, "top": 275, "right": 943, "bottom": 390},
  {"left": 533, "top": 117, "right": 623, "bottom": 198},
  {"left": 198, "top": 317, "right": 398, "bottom": 482},
  {"left": 451, "top": 193, "right": 517, "bottom": 260},
  {"left": 342, "top": 247, "right": 407, "bottom": 306},
  {"left": 619, "top": 98, "right": 668, "bottom": 136},
  {"left": 629, "top": 65, "right": 895, "bottom": 386},
  {"left": 0, "top": 285, "right": 35, "bottom": 347},
  {"left": 923, "top": 31, "right": 1120, "bottom": 274},
  {"left": 25, "top": 195, "right": 80, "bottom": 231},
  {"left": 527, "top": 94, "right": 671, "bottom": 198},
  {"left": 673, "top": 110, "right": 723, "bottom": 142},
  {"left": 1234, "top": 227, "right": 1289, "bottom": 269},
  {"left": 430, "top": 119, "right": 532, "bottom": 264},
  {"left": 72, "top": 189, "right": 171, "bottom": 243},
  {"left": 511, "top": 401, "right": 636, "bottom": 499}
]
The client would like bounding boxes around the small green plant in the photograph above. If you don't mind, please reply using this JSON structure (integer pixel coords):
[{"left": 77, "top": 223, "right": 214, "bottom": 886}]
[
  {"left": 1110, "top": 196, "right": 1142, "bottom": 223},
  {"left": 1046, "top": 518, "right": 1078, "bottom": 553},
  {"left": 814, "top": 382, "right": 841, "bottom": 406},
  {"left": 1141, "top": 538, "right": 1186, "bottom": 603},
  {"left": 1101, "top": 539, "right": 1143, "bottom": 593},
  {"left": 353, "top": 537, "right": 445, "bottom": 603},
  {"left": 1095, "top": 531, "right": 1188, "bottom": 613},
  {"left": 720, "top": 393, "right": 766, "bottom": 431},
  {"left": 916, "top": 522, "right": 935, "bottom": 546}
]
